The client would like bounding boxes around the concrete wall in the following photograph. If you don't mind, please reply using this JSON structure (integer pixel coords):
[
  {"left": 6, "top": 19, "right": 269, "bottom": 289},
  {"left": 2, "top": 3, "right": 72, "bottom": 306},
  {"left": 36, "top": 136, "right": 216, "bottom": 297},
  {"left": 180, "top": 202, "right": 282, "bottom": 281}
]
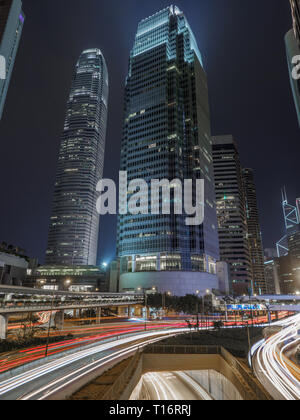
[
  {"left": 0, "top": 252, "right": 28, "bottom": 286},
  {"left": 120, "top": 353, "right": 262, "bottom": 401},
  {"left": 120, "top": 271, "right": 219, "bottom": 296}
]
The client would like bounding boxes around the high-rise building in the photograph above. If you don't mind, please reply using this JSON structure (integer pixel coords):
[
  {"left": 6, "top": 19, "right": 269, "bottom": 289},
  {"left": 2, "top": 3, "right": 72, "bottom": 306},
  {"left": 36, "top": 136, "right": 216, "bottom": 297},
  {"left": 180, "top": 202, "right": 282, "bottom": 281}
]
[
  {"left": 242, "top": 168, "right": 266, "bottom": 295},
  {"left": 212, "top": 135, "right": 252, "bottom": 295},
  {"left": 117, "top": 6, "right": 220, "bottom": 296},
  {"left": 46, "top": 49, "right": 108, "bottom": 266},
  {"left": 286, "top": 1, "right": 300, "bottom": 127},
  {"left": 274, "top": 189, "right": 300, "bottom": 294},
  {"left": 276, "top": 189, "right": 300, "bottom": 257},
  {"left": 0, "top": 0, "right": 24, "bottom": 120},
  {"left": 264, "top": 260, "right": 281, "bottom": 295},
  {"left": 290, "top": 0, "right": 300, "bottom": 46}
]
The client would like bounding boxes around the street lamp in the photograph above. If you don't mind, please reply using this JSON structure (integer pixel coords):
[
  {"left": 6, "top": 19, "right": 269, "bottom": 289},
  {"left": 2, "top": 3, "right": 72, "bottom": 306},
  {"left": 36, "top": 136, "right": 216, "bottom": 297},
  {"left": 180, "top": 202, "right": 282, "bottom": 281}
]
[
  {"left": 195, "top": 290, "right": 200, "bottom": 331},
  {"left": 45, "top": 289, "right": 55, "bottom": 358}
]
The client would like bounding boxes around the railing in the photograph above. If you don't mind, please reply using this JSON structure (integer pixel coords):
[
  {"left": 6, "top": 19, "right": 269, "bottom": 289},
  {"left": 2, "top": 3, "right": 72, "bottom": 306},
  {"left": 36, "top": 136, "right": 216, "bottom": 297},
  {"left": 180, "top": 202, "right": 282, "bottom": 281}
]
[
  {"left": 144, "top": 344, "right": 220, "bottom": 355},
  {"left": 220, "top": 347, "right": 273, "bottom": 401},
  {"left": 0, "top": 299, "right": 143, "bottom": 313}
]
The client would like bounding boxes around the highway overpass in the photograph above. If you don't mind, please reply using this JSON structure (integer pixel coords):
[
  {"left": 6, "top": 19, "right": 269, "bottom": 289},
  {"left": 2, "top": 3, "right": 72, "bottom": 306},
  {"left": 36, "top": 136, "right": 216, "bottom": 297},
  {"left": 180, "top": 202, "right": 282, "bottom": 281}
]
[
  {"left": 240, "top": 295, "right": 300, "bottom": 312},
  {"left": 0, "top": 285, "right": 144, "bottom": 339}
]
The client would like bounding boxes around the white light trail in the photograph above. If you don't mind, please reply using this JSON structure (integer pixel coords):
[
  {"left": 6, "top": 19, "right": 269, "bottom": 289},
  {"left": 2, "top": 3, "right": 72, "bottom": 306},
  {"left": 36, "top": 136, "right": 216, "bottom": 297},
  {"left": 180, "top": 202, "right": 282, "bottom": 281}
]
[
  {"left": 0, "top": 328, "right": 188, "bottom": 400},
  {"left": 254, "top": 314, "right": 300, "bottom": 400}
]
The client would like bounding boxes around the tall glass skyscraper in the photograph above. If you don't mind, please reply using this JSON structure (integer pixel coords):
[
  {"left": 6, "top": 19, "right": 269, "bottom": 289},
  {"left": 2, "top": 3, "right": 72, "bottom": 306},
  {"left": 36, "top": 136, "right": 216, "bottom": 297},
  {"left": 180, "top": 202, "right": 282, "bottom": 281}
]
[
  {"left": 286, "top": 1, "right": 300, "bottom": 127},
  {"left": 117, "top": 6, "right": 219, "bottom": 295},
  {"left": 0, "top": 0, "right": 24, "bottom": 120},
  {"left": 242, "top": 168, "right": 266, "bottom": 295},
  {"left": 290, "top": 0, "right": 300, "bottom": 46},
  {"left": 285, "top": 29, "right": 300, "bottom": 127},
  {"left": 46, "top": 49, "right": 108, "bottom": 266},
  {"left": 212, "top": 136, "right": 252, "bottom": 295}
]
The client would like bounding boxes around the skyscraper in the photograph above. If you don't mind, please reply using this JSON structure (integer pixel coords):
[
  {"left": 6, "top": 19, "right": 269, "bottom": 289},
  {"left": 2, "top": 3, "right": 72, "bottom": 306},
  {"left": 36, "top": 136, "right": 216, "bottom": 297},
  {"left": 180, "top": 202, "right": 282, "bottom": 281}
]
[
  {"left": 242, "top": 168, "right": 266, "bottom": 295},
  {"left": 0, "top": 0, "right": 24, "bottom": 120},
  {"left": 212, "top": 135, "right": 252, "bottom": 295},
  {"left": 286, "top": 1, "right": 300, "bottom": 127},
  {"left": 117, "top": 6, "right": 220, "bottom": 296},
  {"left": 285, "top": 29, "right": 300, "bottom": 127},
  {"left": 275, "top": 190, "right": 300, "bottom": 294},
  {"left": 290, "top": 0, "right": 300, "bottom": 46},
  {"left": 46, "top": 49, "right": 108, "bottom": 266}
]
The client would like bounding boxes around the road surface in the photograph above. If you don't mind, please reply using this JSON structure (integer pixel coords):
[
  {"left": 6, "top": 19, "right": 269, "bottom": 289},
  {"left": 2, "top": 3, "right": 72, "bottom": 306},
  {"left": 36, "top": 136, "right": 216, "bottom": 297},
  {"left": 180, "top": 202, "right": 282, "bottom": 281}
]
[
  {"left": 0, "top": 328, "right": 188, "bottom": 400},
  {"left": 133, "top": 371, "right": 213, "bottom": 400},
  {"left": 253, "top": 314, "right": 300, "bottom": 400}
]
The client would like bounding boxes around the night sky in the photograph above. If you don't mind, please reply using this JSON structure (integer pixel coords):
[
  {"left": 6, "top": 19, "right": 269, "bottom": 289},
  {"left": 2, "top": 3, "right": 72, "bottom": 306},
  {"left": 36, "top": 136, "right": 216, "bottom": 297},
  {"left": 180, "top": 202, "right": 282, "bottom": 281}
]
[{"left": 0, "top": 0, "right": 299, "bottom": 265}]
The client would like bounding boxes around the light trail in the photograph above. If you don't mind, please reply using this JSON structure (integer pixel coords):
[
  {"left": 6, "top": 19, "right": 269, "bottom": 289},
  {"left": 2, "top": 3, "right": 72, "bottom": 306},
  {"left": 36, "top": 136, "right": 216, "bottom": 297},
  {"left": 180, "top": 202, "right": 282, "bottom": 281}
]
[
  {"left": 254, "top": 314, "right": 300, "bottom": 400},
  {"left": 174, "top": 372, "right": 213, "bottom": 400},
  {"left": 0, "top": 328, "right": 189, "bottom": 400},
  {"left": 134, "top": 371, "right": 213, "bottom": 400},
  {"left": 0, "top": 321, "right": 188, "bottom": 373}
]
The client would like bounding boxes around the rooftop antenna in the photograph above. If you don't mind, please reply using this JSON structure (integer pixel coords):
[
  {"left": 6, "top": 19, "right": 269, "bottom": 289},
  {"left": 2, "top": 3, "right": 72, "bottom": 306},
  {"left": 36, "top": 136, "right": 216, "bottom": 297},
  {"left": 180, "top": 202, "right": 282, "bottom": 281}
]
[{"left": 281, "top": 186, "right": 288, "bottom": 204}]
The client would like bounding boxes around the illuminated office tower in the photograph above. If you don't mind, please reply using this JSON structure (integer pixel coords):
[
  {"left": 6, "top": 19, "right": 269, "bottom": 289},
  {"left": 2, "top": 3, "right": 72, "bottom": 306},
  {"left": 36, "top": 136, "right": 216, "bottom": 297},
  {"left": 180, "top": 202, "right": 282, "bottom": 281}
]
[
  {"left": 212, "top": 136, "right": 252, "bottom": 295},
  {"left": 0, "top": 0, "right": 25, "bottom": 120},
  {"left": 242, "top": 168, "right": 266, "bottom": 295},
  {"left": 285, "top": 29, "right": 300, "bottom": 127},
  {"left": 286, "top": 1, "right": 300, "bottom": 127},
  {"left": 290, "top": 0, "right": 300, "bottom": 46},
  {"left": 46, "top": 49, "right": 108, "bottom": 266},
  {"left": 117, "top": 6, "right": 220, "bottom": 296}
]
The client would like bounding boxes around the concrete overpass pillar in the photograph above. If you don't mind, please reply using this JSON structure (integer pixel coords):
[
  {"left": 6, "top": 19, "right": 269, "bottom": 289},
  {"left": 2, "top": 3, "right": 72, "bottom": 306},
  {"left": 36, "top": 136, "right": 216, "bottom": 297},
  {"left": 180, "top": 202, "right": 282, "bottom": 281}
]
[
  {"left": 0, "top": 314, "right": 8, "bottom": 340},
  {"left": 133, "top": 306, "right": 142, "bottom": 317},
  {"left": 54, "top": 311, "right": 64, "bottom": 330},
  {"left": 157, "top": 253, "right": 161, "bottom": 271},
  {"left": 118, "top": 306, "right": 127, "bottom": 317},
  {"left": 96, "top": 307, "right": 101, "bottom": 324}
]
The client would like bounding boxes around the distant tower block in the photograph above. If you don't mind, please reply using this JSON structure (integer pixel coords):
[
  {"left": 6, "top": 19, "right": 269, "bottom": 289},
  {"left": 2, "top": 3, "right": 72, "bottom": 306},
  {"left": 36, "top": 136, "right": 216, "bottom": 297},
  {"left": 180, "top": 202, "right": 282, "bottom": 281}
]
[
  {"left": 0, "top": 0, "right": 25, "bottom": 119},
  {"left": 46, "top": 49, "right": 109, "bottom": 266}
]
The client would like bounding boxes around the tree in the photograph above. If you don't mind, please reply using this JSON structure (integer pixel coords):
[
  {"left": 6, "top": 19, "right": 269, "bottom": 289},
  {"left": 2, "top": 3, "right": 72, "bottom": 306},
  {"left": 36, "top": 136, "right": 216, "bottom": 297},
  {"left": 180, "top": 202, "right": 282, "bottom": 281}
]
[
  {"left": 213, "top": 321, "right": 224, "bottom": 331},
  {"left": 296, "top": 347, "right": 300, "bottom": 365},
  {"left": 15, "top": 314, "right": 40, "bottom": 342}
]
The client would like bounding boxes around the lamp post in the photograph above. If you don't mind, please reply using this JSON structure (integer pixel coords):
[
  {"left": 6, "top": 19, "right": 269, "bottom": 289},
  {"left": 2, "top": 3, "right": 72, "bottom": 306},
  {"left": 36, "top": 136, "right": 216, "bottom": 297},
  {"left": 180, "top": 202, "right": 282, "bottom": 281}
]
[
  {"left": 144, "top": 292, "right": 147, "bottom": 331},
  {"left": 195, "top": 290, "right": 200, "bottom": 332},
  {"left": 45, "top": 289, "right": 55, "bottom": 358},
  {"left": 205, "top": 289, "right": 211, "bottom": 330}
]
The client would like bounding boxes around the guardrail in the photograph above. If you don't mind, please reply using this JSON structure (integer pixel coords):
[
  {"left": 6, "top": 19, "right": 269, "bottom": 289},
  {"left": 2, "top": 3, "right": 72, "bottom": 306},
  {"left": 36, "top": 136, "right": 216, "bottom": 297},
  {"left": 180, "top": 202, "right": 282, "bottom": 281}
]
[
  {"left": 0, "top": 300, "right": 142, "bottom": 314},
  {"left": 144, "top": 344, "right": 220, "bottom": 355},
  {"left": 220, "top": 347, "right": 272, "bottom": 401}
]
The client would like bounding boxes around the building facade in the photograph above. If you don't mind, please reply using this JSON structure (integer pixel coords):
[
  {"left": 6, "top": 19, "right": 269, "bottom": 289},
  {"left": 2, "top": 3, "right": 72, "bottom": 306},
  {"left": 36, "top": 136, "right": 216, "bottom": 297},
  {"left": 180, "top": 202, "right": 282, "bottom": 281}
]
[
  {"left": 286, "top": 1, "right": 300, "bottom": 127},
  {"left": 46, "top": 49, "right": 108, "bottom": 266},
  {"left": 24, "top": 265, "right": 108, "bottom": 292},
  {"left": 290, "top": 0, "right": 300, "bottom": 46},
  {"left": 0, "top": 252, "right": 28, "bottom": 286},
  {"left": 285, "top": 30, "right": 300, "bottom": 127},
  {"left": 0, "top": 0, "right": 24, "bottom": 119},
  {"left": 212, "top": 135, "right": 252, "bottom": 295},
  {"left": 117, "top": 6, "right": 220, "bottom": 296},
  {"left": 242, "top": 168, "right": 266, "bottom": 295},
  {"left": 264, "top": 259, "right": 281, "bottom": 295}
]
